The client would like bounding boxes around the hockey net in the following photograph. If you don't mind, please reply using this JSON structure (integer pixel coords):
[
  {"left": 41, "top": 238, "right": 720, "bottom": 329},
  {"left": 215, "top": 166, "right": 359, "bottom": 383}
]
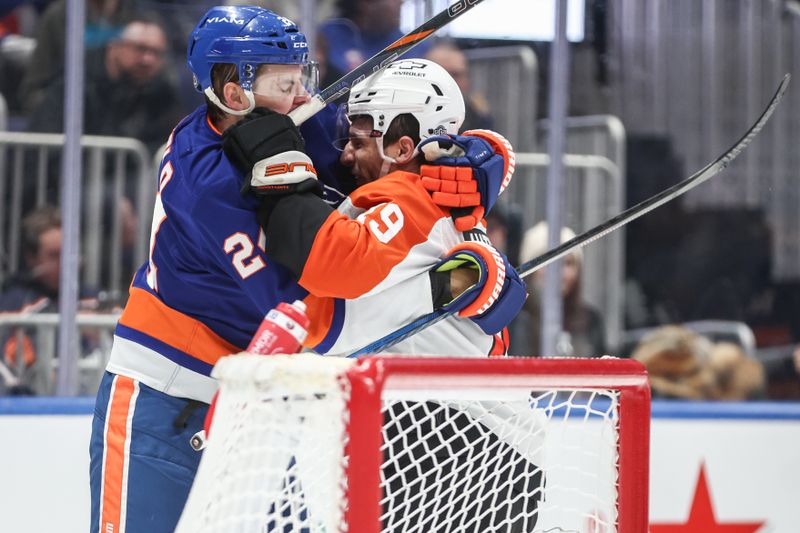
[{"left": 176, "top": 354, "right": 650, "bottom": 533}]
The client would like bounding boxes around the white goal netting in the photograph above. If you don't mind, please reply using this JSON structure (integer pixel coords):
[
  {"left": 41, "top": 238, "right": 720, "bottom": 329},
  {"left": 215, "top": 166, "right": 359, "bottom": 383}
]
[{"left": 176, "top": 354, "right": 650, "bottom": 533}]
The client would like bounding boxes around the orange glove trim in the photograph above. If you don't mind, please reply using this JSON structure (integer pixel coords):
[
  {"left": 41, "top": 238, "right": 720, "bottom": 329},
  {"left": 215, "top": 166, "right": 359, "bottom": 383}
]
[
  {"left": 447, "top": 241, "right": 506, "bottom": 318},
  {"left": 462, "top": 129, "right": 516, "bottom": 193},
  {"left": 453, "top": 206, "right": 485, "bottom": 232}
]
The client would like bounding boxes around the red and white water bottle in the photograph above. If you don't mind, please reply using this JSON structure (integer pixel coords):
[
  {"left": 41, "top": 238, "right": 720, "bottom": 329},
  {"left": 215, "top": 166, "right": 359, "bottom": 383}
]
[
  {"left": 193, "top": 301, "right": 310, "bottom": 450},
  {"left": 247, "top": 299, "right": 310, "bottom": 355}
]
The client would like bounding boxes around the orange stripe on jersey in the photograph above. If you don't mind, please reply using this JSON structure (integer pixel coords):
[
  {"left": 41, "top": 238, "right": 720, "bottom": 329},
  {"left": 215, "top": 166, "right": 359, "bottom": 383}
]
[
  {"left": 100, "top": 375, "right": 137, "bottom": 533},
  {"left": 299, "top": 171, "right": 446, "bottom": 299},
  {"left": 206, "top": 114, "right": 223, "bottom": 136},
  {"left": 302, "top": 294, "right": 335, "bottom": 348},
  {"left": 119, "top": 287, "right": 240, "bottom": 366},
  {"left": 489, "top": 327, "right": 510, "bottom": 357}
]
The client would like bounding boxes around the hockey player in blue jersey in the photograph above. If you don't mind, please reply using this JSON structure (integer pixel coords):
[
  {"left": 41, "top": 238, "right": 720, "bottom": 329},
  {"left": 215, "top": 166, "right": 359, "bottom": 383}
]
[
  {"left": 88, "top": 8, "right": 331, "bottom": 532},
  {"left": 88, "top": 6, "right": 519, "bottom": 533}
]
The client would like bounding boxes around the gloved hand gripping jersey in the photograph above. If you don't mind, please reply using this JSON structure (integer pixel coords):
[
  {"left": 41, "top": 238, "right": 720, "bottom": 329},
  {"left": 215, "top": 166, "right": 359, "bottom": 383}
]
[{"left": 419, "top": 129, "right": 515, "bottom": 231}]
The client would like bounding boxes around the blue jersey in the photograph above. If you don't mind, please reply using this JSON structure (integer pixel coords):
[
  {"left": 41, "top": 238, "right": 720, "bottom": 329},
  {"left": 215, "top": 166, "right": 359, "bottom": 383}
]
[{"left": 107, "top": 107, "right": 321, "bottom": 402}]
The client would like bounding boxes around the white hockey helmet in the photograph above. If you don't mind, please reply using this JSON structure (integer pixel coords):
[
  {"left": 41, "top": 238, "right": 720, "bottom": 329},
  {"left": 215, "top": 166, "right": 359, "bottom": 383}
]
[{"left": 347, "top": 58, "right": 466, "bottom": 146}]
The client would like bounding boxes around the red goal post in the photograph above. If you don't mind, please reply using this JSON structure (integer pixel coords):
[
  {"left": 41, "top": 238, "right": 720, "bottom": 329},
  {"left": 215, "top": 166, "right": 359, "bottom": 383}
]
[{"left": 177, "top": 355, "right": 650, "bottom": 533}]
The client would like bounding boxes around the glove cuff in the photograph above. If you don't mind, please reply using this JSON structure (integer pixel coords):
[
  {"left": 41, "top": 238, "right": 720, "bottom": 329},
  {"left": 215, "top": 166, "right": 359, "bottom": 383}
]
[
  {"left": 462, "top": 129, "right": 515, "bottom": 195},
  {"left": 457, "top": 242, "right": 506, "bottom": 317},
  {"left": 251, "top": 151, "right": 318, "bottom": 191},
  {"left": 436, "top": 242, "right": 507, "bottom": 318}
]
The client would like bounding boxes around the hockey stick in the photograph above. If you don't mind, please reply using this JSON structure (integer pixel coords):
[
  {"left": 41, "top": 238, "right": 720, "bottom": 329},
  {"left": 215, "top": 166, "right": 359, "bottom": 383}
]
[
  {"left": 345, "top": 73, "right": 791, "bottom": 358},
  {"left": 288, "top": 0, "right": 487, "bottom": 126}
]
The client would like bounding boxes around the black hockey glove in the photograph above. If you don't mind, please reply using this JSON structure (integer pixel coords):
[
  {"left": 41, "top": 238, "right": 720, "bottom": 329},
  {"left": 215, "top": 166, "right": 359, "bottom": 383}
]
[{"left": 222, "top": 107, "right": 322, "bottom": 197}]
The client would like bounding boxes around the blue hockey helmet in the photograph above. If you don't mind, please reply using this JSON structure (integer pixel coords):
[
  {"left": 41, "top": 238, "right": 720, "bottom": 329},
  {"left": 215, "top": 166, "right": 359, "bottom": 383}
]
[{"left": 187, "top": 6, "right": 311, "bottom": 113}]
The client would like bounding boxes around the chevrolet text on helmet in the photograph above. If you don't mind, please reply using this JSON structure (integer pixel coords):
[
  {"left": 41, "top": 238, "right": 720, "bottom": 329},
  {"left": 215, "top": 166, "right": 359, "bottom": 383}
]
[
  {"left": 187, "top": 5, "right": 313, "bottom": 116},
  {"left": 347, "top": 58, "right": 466, "bottom": 162}
]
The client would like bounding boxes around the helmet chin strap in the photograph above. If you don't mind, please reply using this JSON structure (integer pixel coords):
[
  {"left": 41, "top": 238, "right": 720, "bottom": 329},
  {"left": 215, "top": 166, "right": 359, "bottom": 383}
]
[
  {"left": 378, "top": 158, "right": 393, "bottom": 179},
  {"left": 376, "top": 138, "right": 396, "bottom": 179},
  {"left": 204, "top": 87, "right": 255, "bottom": 116}
]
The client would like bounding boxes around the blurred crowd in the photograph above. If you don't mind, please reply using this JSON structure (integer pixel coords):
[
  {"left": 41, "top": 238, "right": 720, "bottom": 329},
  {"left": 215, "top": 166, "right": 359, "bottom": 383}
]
[{"left": 0, "top": 0, "right": 799, "bottom": 401}]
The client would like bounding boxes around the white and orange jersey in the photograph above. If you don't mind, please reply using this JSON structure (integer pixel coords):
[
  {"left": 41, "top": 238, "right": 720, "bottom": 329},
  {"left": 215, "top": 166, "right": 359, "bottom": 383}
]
[{"left": 266, "top": 170, "right": 508, "bottom": 357}]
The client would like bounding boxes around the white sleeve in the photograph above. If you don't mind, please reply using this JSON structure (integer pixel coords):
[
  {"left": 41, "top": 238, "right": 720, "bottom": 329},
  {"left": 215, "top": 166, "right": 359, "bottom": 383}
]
[{"left": 322, "top": 274, "right": 492, "bottom": 357}]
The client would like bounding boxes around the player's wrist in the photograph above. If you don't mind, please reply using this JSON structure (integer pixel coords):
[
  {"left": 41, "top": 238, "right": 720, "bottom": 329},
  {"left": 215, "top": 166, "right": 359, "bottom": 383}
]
[{"left": 449, "top": 267, "right": 479, "bottom": 299}]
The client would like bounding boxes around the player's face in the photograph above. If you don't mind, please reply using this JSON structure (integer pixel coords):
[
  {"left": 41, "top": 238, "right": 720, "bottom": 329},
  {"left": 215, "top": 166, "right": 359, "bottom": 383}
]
[
  {"left": 561, "top": 253, "right": 580, "bottom": 295},
  {"left": 252, "top": 64, "right": 312, "bottom": 115},
  {"left": 112, "top": 22, "right": 168, "bottom": 85},
  {"left": 28, "top": 227, "right": 62, "bottom": 292},
  {"left": 339, "top": 116, "right": 386, "bottom": 187},
  {"left": 531, "top": 252, "right": 580, "bottom": 297}
]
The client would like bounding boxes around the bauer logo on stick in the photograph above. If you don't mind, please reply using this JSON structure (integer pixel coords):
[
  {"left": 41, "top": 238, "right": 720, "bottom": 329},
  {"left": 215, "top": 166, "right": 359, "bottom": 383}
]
[{"left": 449, "top": 0, "right": 482, "bottom": 17}]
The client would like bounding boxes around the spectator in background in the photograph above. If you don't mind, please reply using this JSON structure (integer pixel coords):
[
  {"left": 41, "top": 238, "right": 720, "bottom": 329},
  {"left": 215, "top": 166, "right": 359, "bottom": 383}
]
[
  {"left": 0, "top": 206, "right": 99, "bottom": 395},
  {"left": 632, "top": 326, "right": 768, "bottom": 401},
  {"left": 425, "top": 41, "right": 494, "bottom": 132},
  {"left": 317, "top": 0, "right": 431, "bottom": 88},
  {"left": 0, "top": 2, "right": 40, "bottom": 120},
  {"left": 2, "top": 206, "right": 65, "bottom": 308},
  {"left": 708, "top": 342, "right": 767, "bottom": 400},
  {"left": 18, "top": 0, "right": 133, "bottom": 114},
  {"left": 484, "top": 202, "right": 522, "bottom": 266},
  {"left": 26, "top": 13, "right": 181, "bottom": 153},
  {"left": 631, "top": 325, "right": 719, "bottom": 400},
  {"left": 509, "top": 221, "right": 605, "bottom": 357},
  {"left": 224, "top": 0, "right": 336, "bottom": 26},
  {"left": 485, "top": 209, "right": 509, "bottom": 255}
]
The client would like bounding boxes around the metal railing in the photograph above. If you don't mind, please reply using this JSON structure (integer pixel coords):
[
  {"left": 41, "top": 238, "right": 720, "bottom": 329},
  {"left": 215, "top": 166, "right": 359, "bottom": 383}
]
[
  {"left": 0, "top": 92, "right": 6, "bottom": 132},
  {"left": 611, "top": 0, "right": 800, "bottom": 280},
  {"left": 0, "top": 312, "right": 119, "bottom": 395},
  {"left": 465, "top": 45, "right": 539, "bottom": 153},
  {"left": 513, "top": 151, "right": 624, "bottom": 351},
  {"left": 0, "top": 132, "right": 155, "bottom": 301},
  {"left": 535, "top": 115, "right": 627, "bottom": 349}
]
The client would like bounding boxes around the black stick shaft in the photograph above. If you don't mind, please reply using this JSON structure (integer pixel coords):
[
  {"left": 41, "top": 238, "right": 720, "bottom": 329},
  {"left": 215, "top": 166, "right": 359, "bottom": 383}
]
[{"left": 516, "top": 73, "right": 789, "bottom": 280}]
